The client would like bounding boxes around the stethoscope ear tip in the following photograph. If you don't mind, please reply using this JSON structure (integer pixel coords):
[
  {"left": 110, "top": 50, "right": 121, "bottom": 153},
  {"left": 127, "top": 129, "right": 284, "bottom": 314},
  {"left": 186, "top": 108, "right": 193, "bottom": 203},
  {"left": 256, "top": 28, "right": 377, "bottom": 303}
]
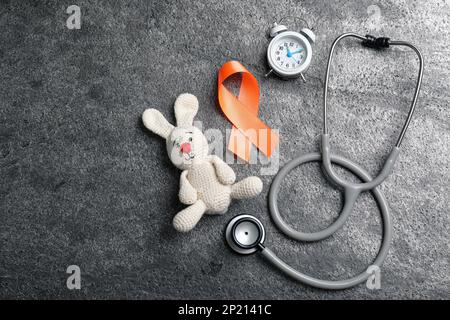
[{"left": 225, "top": 215, "right": 265, "bottom": 255}]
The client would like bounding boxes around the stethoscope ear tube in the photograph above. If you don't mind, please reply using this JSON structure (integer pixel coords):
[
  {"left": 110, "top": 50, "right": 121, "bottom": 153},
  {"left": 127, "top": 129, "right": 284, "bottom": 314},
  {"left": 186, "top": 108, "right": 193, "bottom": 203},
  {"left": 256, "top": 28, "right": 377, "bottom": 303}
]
[
  {"left": 265, "top": 152, "right": 392, "bottom": 290},
  {"left": 322, "top": 33, "right": 423, "bottom": 191},
  {"left": 321, "top": 134, "right": 401, "bottom": 192},
  {"left": 260, "top": 247, "right": 369, "bottom": 290},
  {"left": 323, "top": 33, "right": 424, "bottom": 149}
]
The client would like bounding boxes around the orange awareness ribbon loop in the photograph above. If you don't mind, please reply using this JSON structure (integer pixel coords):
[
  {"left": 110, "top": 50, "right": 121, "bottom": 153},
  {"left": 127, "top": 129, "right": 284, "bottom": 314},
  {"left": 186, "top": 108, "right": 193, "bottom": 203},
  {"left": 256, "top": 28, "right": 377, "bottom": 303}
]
[{"left": 218, "top": 61, "right": 279, "bottom": 162}]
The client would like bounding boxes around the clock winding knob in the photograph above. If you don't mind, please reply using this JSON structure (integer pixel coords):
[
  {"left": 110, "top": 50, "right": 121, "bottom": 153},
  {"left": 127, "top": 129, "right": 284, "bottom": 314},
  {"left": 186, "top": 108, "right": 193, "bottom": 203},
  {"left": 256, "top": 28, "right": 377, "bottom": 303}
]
[
  {"left": 300, "top": 28, "right": 316, "bottom": 44},
  {"left": 269, "top": 22, "right": 288, "bottom": 38}
]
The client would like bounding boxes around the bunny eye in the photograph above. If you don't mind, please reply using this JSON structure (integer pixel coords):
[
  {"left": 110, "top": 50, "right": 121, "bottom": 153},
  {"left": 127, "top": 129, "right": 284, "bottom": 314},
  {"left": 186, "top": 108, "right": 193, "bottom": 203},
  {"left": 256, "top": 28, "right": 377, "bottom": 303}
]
[{"left": 189, "top": 137, "right": 193, "bottom": 142}]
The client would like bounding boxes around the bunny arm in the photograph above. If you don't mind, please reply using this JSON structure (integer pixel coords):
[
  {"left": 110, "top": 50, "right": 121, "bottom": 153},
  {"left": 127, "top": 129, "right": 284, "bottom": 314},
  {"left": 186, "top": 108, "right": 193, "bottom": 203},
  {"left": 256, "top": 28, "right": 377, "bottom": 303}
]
[
  {"left": 209, "top": 155, "right": 236, "bottom": 185},
  {"left": 179, "top": 170, "right": 198, "bottom": 205}
]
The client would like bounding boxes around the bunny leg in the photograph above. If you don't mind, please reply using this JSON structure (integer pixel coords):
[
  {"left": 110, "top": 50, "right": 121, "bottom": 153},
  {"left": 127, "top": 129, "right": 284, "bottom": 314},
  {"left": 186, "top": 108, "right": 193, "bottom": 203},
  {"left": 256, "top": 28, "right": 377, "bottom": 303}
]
[
  {"left": 231, "top": 177, "right": 263, "bottom": 199},
  {"left": 173, "top": 200, "right": 207, "bottom": 232}
]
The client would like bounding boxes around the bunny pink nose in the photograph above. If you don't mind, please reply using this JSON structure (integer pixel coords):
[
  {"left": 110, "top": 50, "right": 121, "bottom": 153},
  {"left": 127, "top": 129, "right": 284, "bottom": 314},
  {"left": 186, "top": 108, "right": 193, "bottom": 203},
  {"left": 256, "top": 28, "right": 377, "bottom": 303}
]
[{"left": 180, "top": 142, "right": 191, "bottom": 154}]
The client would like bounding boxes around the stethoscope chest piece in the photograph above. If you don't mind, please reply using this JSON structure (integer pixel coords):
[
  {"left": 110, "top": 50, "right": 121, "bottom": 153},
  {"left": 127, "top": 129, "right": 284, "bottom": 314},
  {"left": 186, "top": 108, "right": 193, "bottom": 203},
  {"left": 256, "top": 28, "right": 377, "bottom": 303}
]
[{"left": 226, "top": 215, "right": 265, "bottom": 255}]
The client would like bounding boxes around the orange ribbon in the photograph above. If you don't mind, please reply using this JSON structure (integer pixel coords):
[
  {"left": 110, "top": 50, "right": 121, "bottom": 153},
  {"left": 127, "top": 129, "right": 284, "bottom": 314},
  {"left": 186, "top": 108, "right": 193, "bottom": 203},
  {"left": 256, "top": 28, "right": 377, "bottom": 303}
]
[{"left": 218, "top": 61, "right": 279, "bottom": 162}]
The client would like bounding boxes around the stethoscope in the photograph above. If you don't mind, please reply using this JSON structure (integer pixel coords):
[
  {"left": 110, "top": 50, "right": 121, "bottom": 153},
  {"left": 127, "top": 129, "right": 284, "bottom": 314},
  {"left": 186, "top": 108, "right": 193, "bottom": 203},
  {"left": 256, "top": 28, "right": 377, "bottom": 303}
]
[{"left": 225, "top": 33, "right": 424, "bottom": 290}]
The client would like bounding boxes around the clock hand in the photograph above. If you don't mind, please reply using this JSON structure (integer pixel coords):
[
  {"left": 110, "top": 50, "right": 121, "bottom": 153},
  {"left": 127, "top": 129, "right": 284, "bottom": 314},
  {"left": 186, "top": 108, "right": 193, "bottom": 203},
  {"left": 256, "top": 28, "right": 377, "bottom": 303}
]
[
  {"left": 291, "top": 48, "right": 304, "bottom": 55},
  {"left": 286, "top": 47, "right": 292, "bottom": 58}
]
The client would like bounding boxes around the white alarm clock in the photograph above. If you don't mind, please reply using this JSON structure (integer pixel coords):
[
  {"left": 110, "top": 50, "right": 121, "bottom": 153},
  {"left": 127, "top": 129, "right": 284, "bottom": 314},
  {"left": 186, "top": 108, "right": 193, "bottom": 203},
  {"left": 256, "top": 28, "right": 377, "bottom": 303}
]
[{"left": 266, "top": 22, "right": 315, "bottom": 80}]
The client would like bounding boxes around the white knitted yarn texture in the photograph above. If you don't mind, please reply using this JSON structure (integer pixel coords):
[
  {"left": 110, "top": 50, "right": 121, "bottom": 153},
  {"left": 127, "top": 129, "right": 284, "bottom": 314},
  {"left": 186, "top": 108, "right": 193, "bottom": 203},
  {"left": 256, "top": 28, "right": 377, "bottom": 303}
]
[{"left": 142, "top": 93, "right": 263, "bottom": 232}]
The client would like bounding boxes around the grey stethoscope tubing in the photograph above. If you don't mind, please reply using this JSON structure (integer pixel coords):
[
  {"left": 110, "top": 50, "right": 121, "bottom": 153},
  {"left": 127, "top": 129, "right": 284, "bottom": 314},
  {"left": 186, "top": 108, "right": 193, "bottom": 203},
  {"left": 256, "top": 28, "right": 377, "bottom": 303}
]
[{"left": 226, "top": 33, "right": 424, "bottom": 290}]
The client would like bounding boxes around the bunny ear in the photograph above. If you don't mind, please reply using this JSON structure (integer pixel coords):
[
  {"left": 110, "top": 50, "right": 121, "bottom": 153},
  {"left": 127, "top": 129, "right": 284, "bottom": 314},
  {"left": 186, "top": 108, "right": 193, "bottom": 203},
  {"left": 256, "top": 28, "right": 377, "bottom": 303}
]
[
  {"left": 142, "top": 109, "right": 174, "bottom": 139},
  {"left": 174, "top": 93, "right": 199, "bottom": 127}
]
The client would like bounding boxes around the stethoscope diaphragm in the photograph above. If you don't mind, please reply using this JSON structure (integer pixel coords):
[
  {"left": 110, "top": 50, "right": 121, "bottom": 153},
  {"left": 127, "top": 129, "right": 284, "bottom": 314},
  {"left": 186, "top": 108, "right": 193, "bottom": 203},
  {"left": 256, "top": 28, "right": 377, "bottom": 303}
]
[{"left": 225, "top": 215, "right": 265, "bottom": 255}]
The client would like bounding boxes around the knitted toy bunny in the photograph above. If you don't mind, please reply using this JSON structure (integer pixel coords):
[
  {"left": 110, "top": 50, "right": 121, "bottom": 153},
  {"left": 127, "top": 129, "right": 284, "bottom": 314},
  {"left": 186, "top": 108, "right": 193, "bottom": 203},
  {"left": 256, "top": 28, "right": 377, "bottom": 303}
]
[{"left": 142, "top": 93, "right": 263, "bottom": 232}]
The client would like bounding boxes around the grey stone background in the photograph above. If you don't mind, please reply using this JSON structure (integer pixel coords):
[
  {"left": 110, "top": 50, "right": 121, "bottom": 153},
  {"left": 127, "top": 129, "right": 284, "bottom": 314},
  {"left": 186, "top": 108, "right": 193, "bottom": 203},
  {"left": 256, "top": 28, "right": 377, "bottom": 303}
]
[{"left": 0, "top": 0, "right": 449, "bottom": 299}]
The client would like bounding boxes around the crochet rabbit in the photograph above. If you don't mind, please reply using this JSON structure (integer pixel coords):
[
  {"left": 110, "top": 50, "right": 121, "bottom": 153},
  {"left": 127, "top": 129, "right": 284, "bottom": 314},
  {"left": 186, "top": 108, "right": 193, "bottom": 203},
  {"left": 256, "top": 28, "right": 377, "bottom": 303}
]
[{"left": 142, "top": 93, "right": 263, "bottom": 232}]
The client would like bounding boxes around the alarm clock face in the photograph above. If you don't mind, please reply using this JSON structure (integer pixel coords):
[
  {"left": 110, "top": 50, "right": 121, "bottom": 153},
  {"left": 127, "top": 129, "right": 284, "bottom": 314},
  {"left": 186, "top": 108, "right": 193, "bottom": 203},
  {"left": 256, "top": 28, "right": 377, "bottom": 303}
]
[{"left": 267, "top": 31, "right": 312, "bottom": 78}]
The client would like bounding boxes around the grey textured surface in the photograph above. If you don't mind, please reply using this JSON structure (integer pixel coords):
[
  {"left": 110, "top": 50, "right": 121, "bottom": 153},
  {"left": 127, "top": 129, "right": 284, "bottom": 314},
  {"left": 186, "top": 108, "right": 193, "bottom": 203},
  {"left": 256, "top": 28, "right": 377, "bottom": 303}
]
[{"left": 0, "top": 0, "right": 449, "bottom": 299}]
